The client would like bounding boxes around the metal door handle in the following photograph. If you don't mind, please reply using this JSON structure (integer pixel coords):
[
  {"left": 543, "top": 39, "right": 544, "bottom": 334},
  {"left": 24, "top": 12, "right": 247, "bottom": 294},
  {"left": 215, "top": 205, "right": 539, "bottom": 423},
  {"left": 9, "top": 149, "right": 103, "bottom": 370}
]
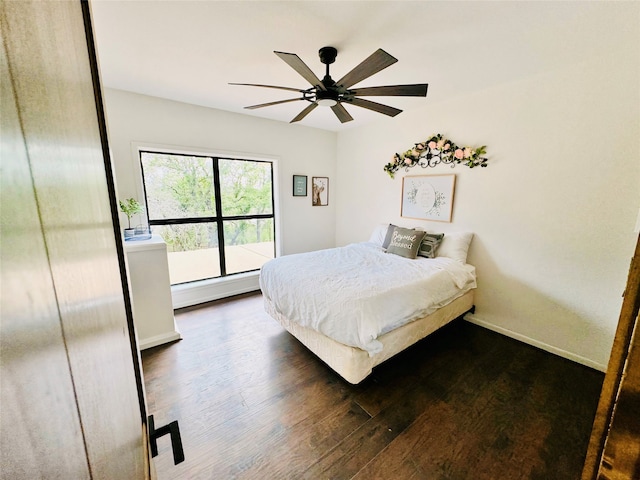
[{"left": 148, "top": 415, "right": 184, "bottom": 465}]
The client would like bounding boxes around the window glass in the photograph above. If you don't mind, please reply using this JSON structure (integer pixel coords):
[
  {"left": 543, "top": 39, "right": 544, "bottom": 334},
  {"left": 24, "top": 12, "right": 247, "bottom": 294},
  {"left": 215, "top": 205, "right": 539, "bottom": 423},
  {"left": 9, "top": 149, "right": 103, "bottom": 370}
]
[
  {"left": 141, "top": 152, "right": 216, "bottom": 220},
  {"left": 153, "top": 223, "right": 220, "bottom": 285},
  {"left": 219, "top": 158, "right": 273, "bottom": 216},
  {"left": 223, "top": 218, "right": 274, "bottom": 274}
]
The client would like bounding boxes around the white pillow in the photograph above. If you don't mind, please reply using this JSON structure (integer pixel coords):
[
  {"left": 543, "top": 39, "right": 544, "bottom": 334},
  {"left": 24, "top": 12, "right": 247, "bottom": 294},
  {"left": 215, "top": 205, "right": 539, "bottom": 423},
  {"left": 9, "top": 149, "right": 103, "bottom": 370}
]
[
  {"left": 436, "top": 232, "right": 474, "bottom": 264},
  {"left": 368, "top": 223, "right": 391, "bottom": 246}
]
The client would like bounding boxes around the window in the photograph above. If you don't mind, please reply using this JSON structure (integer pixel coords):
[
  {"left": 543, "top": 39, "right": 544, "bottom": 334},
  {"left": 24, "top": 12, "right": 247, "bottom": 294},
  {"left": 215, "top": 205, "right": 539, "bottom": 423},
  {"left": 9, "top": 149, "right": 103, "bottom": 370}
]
[{"left": 140, "top": 151, "right": 275, "bottom": 285}]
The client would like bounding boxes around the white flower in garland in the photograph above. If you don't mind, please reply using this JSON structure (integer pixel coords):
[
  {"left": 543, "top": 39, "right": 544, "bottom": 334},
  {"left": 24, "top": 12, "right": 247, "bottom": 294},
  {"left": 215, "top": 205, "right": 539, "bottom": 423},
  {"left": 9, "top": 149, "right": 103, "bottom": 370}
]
[{"left": 384, "top": 133, "right": 488, "bottom": 178}]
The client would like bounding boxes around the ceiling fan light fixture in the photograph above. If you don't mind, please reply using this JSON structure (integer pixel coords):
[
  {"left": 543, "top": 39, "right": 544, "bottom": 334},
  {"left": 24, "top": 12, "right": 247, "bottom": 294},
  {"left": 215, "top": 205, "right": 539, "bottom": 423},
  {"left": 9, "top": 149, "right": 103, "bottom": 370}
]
[
  {"left": 315, "top": 88, "right": 339, "bottom": 107},
  {"left": 317, "top": 98, "right": 337, "bottom": 107}
]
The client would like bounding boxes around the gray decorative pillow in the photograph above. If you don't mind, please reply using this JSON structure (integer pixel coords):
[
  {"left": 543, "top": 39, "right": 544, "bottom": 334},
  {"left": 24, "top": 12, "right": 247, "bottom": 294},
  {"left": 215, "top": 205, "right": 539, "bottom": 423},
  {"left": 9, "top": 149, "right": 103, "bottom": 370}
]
[
  {"left": 381, "top": 224, "right": 397, "bottom": 249},
  {"left": 386, "top": 227, "right": 426, "bottom": 259},
  {"left": 417, "top": 233, "right": 445, "bottom": 258}
]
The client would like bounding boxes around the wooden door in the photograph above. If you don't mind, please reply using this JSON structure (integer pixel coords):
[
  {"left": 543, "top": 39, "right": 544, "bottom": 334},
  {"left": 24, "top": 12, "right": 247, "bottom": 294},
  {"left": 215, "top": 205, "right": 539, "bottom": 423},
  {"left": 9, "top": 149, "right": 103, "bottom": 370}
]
[
  {"left": 0, "top": 1, "right": 150, "bottom": 478},
  {"left": 582, "top": 234, "right": 640, "bottom": 479}
]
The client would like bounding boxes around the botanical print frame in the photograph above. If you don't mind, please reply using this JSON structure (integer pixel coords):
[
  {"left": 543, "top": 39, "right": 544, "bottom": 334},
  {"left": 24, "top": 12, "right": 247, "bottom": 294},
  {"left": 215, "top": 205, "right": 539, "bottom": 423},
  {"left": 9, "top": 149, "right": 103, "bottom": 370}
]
[
  {"left": 312, "top": 177, "right": 329, "bottom": 206},
  {"left": 401, "top": 174, "right": 456, "bottom": 222},
  {"left": 293, "top": 175, "right": 307, "bottom": 196}
]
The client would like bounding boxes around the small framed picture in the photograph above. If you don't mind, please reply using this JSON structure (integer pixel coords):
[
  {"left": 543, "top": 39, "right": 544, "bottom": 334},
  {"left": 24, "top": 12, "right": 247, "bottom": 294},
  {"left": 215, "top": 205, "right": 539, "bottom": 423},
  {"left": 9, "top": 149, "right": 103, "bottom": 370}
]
[
  {"left": 312, "top": 177, "right": 329, "bottom": 206},
  {"left": 293, "top": 175, "right": 307, "bottom": 196},
  {"left": 401, "top": 174, "right": 456, "bottom": 222}
]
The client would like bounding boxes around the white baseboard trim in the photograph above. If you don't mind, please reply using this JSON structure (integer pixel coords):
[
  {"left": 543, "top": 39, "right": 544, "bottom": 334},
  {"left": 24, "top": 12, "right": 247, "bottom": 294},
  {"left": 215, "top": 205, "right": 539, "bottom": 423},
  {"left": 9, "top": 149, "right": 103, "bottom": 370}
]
[
  {"left": 171, "top": 271, "right": 261, "bottom": 309},
  {"left": 464, "top": 313, "right": 607, "bottom": 372},
  {"left": 139, "top": 331, "right": 182, "bottom": 350}
]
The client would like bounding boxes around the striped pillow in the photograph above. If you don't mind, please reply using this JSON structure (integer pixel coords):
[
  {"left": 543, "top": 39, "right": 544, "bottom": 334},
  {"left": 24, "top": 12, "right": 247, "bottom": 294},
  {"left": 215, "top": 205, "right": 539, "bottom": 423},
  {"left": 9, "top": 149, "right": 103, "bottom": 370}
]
[{"left": 417, "top": 233, "right": 444, "bottom": 258}]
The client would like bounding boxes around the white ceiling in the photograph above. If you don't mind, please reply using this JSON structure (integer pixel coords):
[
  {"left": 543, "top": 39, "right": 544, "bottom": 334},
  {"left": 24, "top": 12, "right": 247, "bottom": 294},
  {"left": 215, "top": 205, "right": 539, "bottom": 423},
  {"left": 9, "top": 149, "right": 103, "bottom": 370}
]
[{"left": 90, "top": 0, "right": 631, "bottom": 132}]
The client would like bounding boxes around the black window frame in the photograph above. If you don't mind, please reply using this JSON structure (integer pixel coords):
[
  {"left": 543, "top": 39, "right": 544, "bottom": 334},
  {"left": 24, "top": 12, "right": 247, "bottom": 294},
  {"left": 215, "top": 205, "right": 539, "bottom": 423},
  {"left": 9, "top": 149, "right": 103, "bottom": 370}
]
[{"left": 139, "top": 150, "right": 276, "bottom": 283}]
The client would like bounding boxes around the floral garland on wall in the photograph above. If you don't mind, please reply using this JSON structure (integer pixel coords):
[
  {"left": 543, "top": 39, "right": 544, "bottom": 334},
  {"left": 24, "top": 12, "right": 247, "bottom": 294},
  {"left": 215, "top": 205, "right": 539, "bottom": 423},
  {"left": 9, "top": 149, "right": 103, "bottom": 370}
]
[{"left": 384, "top": 133, "right": 488, "bottom": 178}]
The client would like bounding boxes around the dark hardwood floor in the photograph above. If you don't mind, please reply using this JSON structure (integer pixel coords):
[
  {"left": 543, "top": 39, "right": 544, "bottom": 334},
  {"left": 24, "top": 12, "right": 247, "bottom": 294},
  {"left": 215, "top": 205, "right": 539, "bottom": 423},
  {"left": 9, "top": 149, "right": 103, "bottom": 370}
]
[{"left": 142, "top": 292, "right": 604, "bottom": 480}]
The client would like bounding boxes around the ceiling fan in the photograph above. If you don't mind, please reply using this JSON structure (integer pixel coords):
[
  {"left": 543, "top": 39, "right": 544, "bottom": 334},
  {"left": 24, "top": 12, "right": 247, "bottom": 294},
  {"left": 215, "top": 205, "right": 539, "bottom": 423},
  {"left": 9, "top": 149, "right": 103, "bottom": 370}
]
[{"left": 230, "top": 46, "right": 428, "bottom": 124}]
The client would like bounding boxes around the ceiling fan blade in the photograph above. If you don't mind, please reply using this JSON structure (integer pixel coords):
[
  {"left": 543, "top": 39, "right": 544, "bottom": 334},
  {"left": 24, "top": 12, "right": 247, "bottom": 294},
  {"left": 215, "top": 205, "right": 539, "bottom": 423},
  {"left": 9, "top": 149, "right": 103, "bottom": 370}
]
[
  {"left": 343, "top": 97, "right": 402, "bottom": 117},
  {"left": 290, "top": 102, "right": 318, "bottom": 123},
  {"left": 336, "top": 49, "right": 398, "bottom": 89},
  {"left": 245, "top": 98, "right": 305, "bottom": 110},
  {"left": 274, "top": 51, "right": 326, "bottom": 91},
  {"left": 349, "top": 84, "right": 428, "bottom": 97},
  {"left": 230, "top": 83, "right": 307, "bottom": 93},
  {"left": 331, "top": 103, "right": 353, "bottom": 123}
]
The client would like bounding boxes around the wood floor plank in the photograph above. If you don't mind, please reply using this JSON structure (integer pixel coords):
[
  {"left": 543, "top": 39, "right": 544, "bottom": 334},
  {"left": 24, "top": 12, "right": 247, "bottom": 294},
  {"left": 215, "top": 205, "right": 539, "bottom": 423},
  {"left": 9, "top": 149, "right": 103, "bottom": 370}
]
[
  {"left": 142, "top": 291, "right": 603, "bottom": 480},
  {"left": 234, "top": 399, "right": 371, "bottom": 479},
  {"left": 301, "top": 375, "right": 433, "bottom": 474},
  {"left": 351, "top": 319, "right": 501, "bottom": 416},
  {"left": 353, "top": 335, "right": 603, "bottom": 480}
]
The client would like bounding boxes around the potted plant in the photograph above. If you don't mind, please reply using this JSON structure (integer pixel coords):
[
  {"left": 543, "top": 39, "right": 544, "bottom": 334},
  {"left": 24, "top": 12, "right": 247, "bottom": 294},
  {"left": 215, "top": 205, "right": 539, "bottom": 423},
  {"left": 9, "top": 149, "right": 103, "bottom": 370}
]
[{"left": 119, "top": 198, "right": 144, "bottom": 239}]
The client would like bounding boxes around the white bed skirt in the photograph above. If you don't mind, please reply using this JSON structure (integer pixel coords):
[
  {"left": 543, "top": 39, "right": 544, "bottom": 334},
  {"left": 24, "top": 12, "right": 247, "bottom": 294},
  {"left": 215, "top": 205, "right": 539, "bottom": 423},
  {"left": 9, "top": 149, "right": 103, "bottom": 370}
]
[{"left": 264, "top": 289, "right": 475, "bottom": 384}]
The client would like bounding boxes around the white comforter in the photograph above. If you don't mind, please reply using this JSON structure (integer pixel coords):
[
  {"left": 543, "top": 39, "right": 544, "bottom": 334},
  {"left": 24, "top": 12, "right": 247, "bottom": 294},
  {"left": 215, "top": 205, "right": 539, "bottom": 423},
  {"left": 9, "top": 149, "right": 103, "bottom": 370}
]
[{"left": 259, "top": 242, "right": 476, "bottom": 355}]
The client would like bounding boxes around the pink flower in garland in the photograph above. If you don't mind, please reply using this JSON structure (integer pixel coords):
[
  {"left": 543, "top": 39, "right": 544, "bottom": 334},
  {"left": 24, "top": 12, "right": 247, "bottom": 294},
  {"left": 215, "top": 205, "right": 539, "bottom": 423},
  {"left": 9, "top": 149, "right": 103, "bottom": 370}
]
[
  {"left": 428, "top": 141, "right": 437, "bottom": 149},
  {"left": 404, "top": 158, "right": 412, "bottom": 165},
  {"left": 454, "top": 149, "right": 464, "bottom": 159},
  {"left": 443, "top": 143, "right": 450, "bottom": 151}
]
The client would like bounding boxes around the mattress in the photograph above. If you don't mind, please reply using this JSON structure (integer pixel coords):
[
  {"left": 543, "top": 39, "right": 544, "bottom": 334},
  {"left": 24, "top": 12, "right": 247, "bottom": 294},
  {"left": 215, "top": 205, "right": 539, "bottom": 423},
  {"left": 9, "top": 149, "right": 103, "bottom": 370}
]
[{"left": 259, "top": 242, "right": 477, "bottom": 355}]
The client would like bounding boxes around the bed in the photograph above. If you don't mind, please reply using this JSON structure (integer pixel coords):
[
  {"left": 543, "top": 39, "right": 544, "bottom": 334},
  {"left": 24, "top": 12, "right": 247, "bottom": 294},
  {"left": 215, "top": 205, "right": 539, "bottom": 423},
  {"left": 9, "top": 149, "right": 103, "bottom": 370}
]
[{"left": 259, "top": 225, "right": 476, "bottom": 384}]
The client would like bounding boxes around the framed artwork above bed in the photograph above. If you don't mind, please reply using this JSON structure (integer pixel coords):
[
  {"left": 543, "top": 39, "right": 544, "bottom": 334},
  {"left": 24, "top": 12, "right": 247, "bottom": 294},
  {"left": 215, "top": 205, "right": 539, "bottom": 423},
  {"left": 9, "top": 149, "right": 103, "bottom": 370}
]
[{"left": 401, "top": 174, "right": 456, "bottom": 222}]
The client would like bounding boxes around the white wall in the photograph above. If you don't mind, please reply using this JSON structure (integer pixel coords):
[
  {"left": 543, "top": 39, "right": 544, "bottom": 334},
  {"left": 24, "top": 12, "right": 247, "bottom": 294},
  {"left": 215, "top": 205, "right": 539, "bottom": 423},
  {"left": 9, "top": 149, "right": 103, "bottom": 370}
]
[
  {"left": 104, "top": 88, "right": 337, "bottom": 256},
  {"left": 335, "top": 34, "right": 639, "bottom": 370}
]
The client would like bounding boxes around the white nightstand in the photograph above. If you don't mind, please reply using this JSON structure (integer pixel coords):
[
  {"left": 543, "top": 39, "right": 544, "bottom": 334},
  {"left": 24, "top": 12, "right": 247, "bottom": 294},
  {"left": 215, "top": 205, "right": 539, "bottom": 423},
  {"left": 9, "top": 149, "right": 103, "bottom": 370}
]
[{"left": 124, "top": 235, "right": 181, "bottom": 350}]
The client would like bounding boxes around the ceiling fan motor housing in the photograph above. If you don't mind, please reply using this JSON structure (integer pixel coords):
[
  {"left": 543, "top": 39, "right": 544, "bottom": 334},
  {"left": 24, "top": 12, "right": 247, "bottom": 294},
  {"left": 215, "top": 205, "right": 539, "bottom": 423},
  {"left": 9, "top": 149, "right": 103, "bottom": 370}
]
[{"left": 319, "top": 46, "right": 337, "bottom": 65}]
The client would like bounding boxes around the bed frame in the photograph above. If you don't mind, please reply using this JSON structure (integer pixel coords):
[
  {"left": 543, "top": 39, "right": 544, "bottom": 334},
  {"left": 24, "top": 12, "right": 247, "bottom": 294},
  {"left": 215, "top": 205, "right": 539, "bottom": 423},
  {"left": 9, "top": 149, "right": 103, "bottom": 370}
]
[{"left": 264, "top": 290, "right": 475, "bottom": 384}]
